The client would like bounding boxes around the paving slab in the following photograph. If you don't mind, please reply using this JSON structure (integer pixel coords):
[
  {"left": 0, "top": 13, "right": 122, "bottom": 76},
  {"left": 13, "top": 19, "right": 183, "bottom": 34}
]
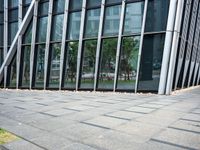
[{"left": 125, "top": 106, "right": 156, "bottom": 114}]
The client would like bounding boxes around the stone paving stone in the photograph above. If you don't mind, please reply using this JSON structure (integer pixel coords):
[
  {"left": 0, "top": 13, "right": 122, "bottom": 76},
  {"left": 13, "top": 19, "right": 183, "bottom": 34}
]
[
  {"left": 30, "top": 133, "right": 74, "bottom": 150},
  {"left": 52, "top": 122, "right": 108, "bottom": 141},
  {"left": 63, "top": 105, "right": 94, "bottom": 111},
  {"left": 42, "top": 108, "right": 76, "bottom": 116},
  {"left": 83, "top": 116, "right": 128, "bottom": 129},
  {"left": 192, "top": 108, "right": 200, "bottom": 114},
  {"left": 62, "top": 143, "right": 98, "bottom": 150},
  {"left": 3, "top": 139, "right": 44, "bottom": 150},
  {"left": 148, "top": 101, "right": 173, "bottom": 105},
  {"left": 115, "top": 121, "right": 163, "bottom": 139},
  {"left": 169, "top": 119, "right": 200, "bottom": 133},
  {"left": 105, "top": 110, "right": 144, "bottom": 120},
  {"left": 152, "top": 128, "right": 200, "bottom": 150},
  {"left": 138, "top": 103, "right": 164, "bottom": 109},
  {"left": 125, "top": 106, "right": 156, "bottom": 114},
  {"left": 181, "top": 113, "right": 200, "bottom": 122}
]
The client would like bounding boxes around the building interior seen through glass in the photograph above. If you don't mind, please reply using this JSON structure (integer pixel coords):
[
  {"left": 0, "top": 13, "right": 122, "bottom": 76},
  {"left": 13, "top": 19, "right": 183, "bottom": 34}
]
[{"left": 0, "top": 0, "right": 169, "bottom": 92}]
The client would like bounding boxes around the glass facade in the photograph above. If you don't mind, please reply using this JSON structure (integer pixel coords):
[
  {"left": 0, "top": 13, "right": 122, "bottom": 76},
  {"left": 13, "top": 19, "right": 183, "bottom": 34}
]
[{"left": 0, "top": 0, "right": 173, "bottom": 93}]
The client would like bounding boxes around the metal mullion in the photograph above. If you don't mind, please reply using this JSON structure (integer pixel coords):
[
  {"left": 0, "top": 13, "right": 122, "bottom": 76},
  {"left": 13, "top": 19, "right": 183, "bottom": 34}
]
[
  {"left": 75, "top": 0, "right": 87, "bottom": 91},
  {"left": 158, "top": 0, "right": 179, "bottom": 94},
  {"left": 59, "top": 0, "right": 69, "bottom": 90},
  {"left": 181, "top": 0, "right": 199, "bottom": 88},
  {"left": 135, "top": 0, "right": 148, "bottom": 93},
  {"left": 193, "top": 39, "right": 200, "bottom": 85},
  {"left": 174, "top": 0, "right": 192, "bottom": 90},
  {"left": 188, "top": 2, "right": 200, "bottom": 87},
  {"left": 30, "top": 0, "right": 39, "bottom": 89},
  {"left": 44, "top": 0, "right": 53, "bottom": 89},
  {"left": 3, "top": 0, "right": 8, "bottom": 88},
  {"left": 165, "top": 0, "right": 185, "bottom": 94},
  {"left": 94, "top": 0, "right": 106, "bottom": 91},
  {"left": 113, "top": 0, "right": 125, "bottom": 91},
  {"left": 16, "top": 0, "right": 23, "bottom": 89}
]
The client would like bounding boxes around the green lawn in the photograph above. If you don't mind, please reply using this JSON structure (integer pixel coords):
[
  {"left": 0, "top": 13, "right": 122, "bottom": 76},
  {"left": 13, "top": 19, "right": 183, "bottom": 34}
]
[{"left": 0, "top": 128, "right": 19, "bottom": 145}]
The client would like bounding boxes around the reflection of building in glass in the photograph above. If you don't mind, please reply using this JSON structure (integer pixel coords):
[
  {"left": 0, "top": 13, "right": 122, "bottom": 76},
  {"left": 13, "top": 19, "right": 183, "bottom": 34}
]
[{"left": 0, "top": 0, "right": 200, "bottom": 95}]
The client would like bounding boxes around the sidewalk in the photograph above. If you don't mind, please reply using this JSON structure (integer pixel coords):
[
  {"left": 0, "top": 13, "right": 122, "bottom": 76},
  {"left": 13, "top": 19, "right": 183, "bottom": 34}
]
[{"left": 0, "top": 87, "right": 200, "bottom": 150}]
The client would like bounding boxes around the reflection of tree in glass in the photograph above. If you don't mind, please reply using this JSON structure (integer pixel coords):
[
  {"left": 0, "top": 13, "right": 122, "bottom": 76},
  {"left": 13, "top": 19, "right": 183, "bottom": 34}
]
[{"left": 120, "top": 37, "right": 139, "bottom": 80}]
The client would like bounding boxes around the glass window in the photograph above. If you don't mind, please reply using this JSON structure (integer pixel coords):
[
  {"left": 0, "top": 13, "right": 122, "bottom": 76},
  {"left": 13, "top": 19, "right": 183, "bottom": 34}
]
[
  {"left": 36, "top": 17, "right": 48, "bottom": 42},
  {"left": 67, "top": 12, "right": 81, "bottom": 40},
  {"left": 9, "top": 9, "right": 18, "bottom": 22},
  {"left": 51, "top": 14, "right": 64, "bottom": 41},
  {"left": 84, "top": 9, "right": 100, "bottom": 38},
  {"left": 64, "top": 41, "right": 78, "bottom": 89},
  {"left": 8, "top": 54, "right": 17, "bottom": 87},
  {"left": 34, "top": 44, "right": 45, "bottom": 88},
  {"left": 0, "top": 1, "right": 4, "bottom": 11},
  {"left": 106, "top": 0, "right": 121, "bottom": 5},
  {"left": 0, "top": 25, "right": 3, "bottom": 46},
  {"left": 117, "top": 36, "right": 140, "bottom": 90},
  {"left": 138, "top": 34, "right": 165, "bottom": 92},
  {"left": 8, "top": 22, "right": 18, "bottom": 45},
  {"left": 145, "top": 0, "right": 169, "bottom": 32},
  {"left": 87, "top": 0, "right": 101, "bottom": 8},
  {"left": 103, "top": 5, "right": 121, "bottom": 36},
  {"left": 0, "top": 13, "right": 4, "bottom": 23},
  {"left": 23, "top": 22, "right": 32, "bottom": 44},
  {"left": 69, "top": 0, "right": 83, "bottom": 11},
  {"left": 0, "top": 49, "right": 3, "bottom": 66},
  {"left": 23, "top": 0, "right": 32, "bottom": 5},
  {"left": 53, "top": 0, "right": 65, "bottom": 14},
  {"left": 80, "top": 40, "right": 97, "bottom": 89},
  {"left": 21, "top": 46, "right": 31, "bottom": 87},
  {"left": 48, "top": 43, "right": 61, "bottom": 88},
  {"left": 98, "top": 38, "right": 117, "bottom": 89},
  {"left": 123, "top": 2, "right": 144, "bottom": 35},
  {"left": 9, "top": 0, "right": 18, "bottom": 8},
  {"left": 38, "top": 2, "right": 49, "bottom": 16}
]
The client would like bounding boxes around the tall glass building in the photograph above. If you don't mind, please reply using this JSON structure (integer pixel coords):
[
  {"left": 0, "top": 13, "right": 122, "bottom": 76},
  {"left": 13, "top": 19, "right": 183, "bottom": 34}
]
[{"left": 0, "top": 0, "right": 199, "bottom": 94}]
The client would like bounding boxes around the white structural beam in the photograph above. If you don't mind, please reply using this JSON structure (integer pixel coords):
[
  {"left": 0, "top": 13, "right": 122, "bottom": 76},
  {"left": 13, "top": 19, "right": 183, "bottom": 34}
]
[
  {"left": 158, "top": 0, "right": 178, "bottom": 94},
  {"left": 165, "top": 0, "right": 185, "bottom": 94},
  {"left": 113, "top": 0, "right": 126, "bottom": 91},
  {"left": 0, "top": 0, "right": 36, "bottom": 83},
  {"left": 135, "top": 0, "right": 148, "bottom": 93},
  {"left": 59, "top": 0, "right": 70, "bottom": 90}
]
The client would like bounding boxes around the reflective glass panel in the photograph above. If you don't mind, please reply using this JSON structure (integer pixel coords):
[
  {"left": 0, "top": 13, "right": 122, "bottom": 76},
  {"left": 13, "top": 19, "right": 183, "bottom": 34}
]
[
  {"left": 0, "top": 25, "right": 3, "bottom": 46},
  {"left": 9, "top": 0, "right": 18, "bottom": 8},
  {"left": 53, "top": 0, "right": 65, "bottom": 14},
  {"left": 8, "top": 54, "right": 17, "bottom": 87},
  {"left": 51, "top": 14, "right": 64, "bottom": 41},
  {"left": 38, "top": 2, "right": 49, "bottom": 16},
  {"left": 67, "top": 12, "right": 81, "bottom": 40},
  {"left": 48, "top": 43, "right": 61, "bottom": 88},
  {"left": 87, "top": 0, "right": 101, "bottom": 8},
  {"left": 0, "top": 13, "right": 4, "bottom": 23},
  {"left": 24, "top": 0, "right": 32, "bottom": 5},
  {"left": 138, "top": 34, "right": 165, "bottom": 92},
  {"left": 23, "top": 22, "right": 32, "bottom": 44},
  {"left": 123, "top": 2, "right": 144, "bottom": 35},
  {"left": 80, "top": 40, "right": 97, "bottom": 89},
  {"left": 8, "top": 22, "right": 18, "bottom": 45},
  {"left": 103, "top": 5, "right": 121, "bottom": 36},
  {"left": 145, "top": 0, "right": 169, "bottom": 32},
  {"left": 36, "top": 17, "right": 48, "bottom": 42},
  {"left": 98, "top": 38, "right": 117, "bottom": 89},
  {"left": 21, "top": 46, "right": 31, "bottom": 87},
  {"left": 0, "top": 49, "right": 3, "bottom": 66},
  {"left": 34, "top": 44, "right": 45, "bottom": 88},
  {"left": 84, "top": 9, "right": 100, "bottom": 38},
  {"left": 106, "top": 0, "right": 121, "bottom": 5},
  {"left": 9, "top": 9, "right": 18, "bottom": 22},
  {"left": 69, "top": 0, "right": 83, "bottom": 11},
  {"left": 117, "top": 36, "right": 140, "bottom": 90},
  {"left": 64, "top": 41, "right": 78, "bottom": 89}
]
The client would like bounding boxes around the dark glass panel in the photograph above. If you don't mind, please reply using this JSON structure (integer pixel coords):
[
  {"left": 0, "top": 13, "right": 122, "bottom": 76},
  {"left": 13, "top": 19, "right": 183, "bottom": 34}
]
[
  {"left": 51, "top": 14, "right": 64, "bottom": 41},
  {"left": 0, "top": 25, "right": 3, "bottom": 46},
  {"left": 21, "top": 46, "right": 31, "bottom": 87},
  {"left": 8, "top": 22, "right": 18, "bottom": 45},
  {"left": 98, "top": 38, "right": 117, "bottom": 89},
  {"left": 0, "top": 49, "right": 3, "bottom": 66},
  {"left": 8, "top": 54, "right": 17, "bottom": 87},
  {"left": 117, "top": 36, "right": 140, "bottom": 90},
  {"left": 23, "top": 0, "right": 32, "bottom": 5},
  {"left": 145, "top": 0, "right": 169, "bottom": 32},
  {"left": 87, "top": 0, "right": 101, "bottom": 8},
  {"left": 53, "top": 0, "right": 65, "bottom": 14},
  {"left": 80, "top": 40, "right": 97, "bottom": 89},
  {"left": 69, "top": 0, "right": 83, "bottom": 11},
  {"left": 138, "top": 34, "right": 165, "bottom": 92},
  {"left": 67, "top": 12, "right": 81, "bottom": 40},
  {"left": 123, "top": 2, "right": 144, "bottom": 35},
  {"left": 103, "top": 5, "right": 121, "bottom": 36},
  {"left": 9, "top": 0, "right": 18, "bottom": 8},
  {"left": 36, "top": 17, "right": 48, "bottom": 42},
  {"left": 106, "top": 0, "right": 121, "bottom": 5},
  {"left": 38, "top": 2, "right": 49, "bottom": 16},
  {"left": 0, "top": 1, "right": 4, "bottom": 11},
  {"left": 0, "top": 13, "right": 4, "bottom": 23},
  {"left": 48, "top": 43, "right": 61, "bottom": 88},
  {"left": 8, "top": 9, "right": 18, "bottom": 22},
  {"left": 34, "top": 44, "right": 45, "bottom": 88},
  {"left": 23, "top": 22, "right": 32, "bottom": 44},
  {"left": 84, "top": 9, "right": 100, "bottom": 38},
  {"left": 64, "top": 41, "right": 78, "bottom": 89}
]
